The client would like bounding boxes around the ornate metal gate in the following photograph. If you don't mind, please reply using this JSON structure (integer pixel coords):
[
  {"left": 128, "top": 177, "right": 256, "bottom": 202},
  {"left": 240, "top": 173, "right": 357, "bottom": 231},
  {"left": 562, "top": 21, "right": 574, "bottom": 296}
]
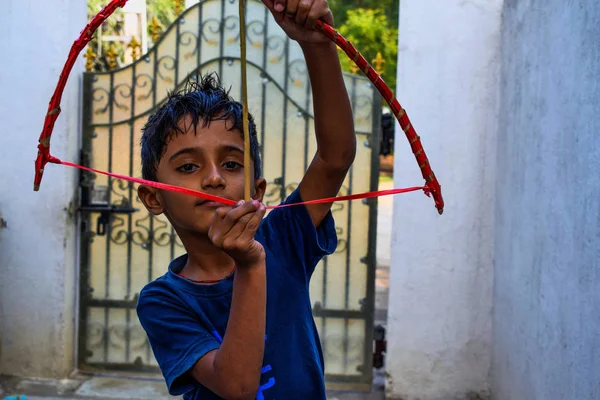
[{"left": 78, "top": 0, "right": 381, "bottom": 391}]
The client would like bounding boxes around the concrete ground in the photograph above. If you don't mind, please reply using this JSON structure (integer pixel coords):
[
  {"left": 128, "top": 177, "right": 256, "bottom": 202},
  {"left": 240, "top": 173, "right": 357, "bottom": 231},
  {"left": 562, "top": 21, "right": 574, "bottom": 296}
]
[
  {"left": 0, "top": 375, "right": 384, "bottom": 399},
  {"left": 1, "top": 179, "right": 392, "bottom": 400}
]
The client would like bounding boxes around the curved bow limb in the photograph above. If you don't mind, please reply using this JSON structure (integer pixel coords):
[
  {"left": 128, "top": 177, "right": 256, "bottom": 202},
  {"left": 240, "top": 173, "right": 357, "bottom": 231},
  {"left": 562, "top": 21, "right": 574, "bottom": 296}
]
[
  {"left": 33, "top": 0, "right": 129, "bottom": 191},
  {"left": 315, "top": 20, "right": 444, "bottom": 215}
]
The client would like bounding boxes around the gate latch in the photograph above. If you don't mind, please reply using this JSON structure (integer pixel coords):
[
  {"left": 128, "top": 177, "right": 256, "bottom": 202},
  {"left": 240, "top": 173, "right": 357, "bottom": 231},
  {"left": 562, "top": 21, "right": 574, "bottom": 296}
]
[
  {"left": 373, "top": 324, "right": 386, "bottom": 369},
  {"left": 79, "top": 184, "right": 138, "bottom": 236},
  {"left": 79, "top": 204, "right": 138, "bottom": 236}
]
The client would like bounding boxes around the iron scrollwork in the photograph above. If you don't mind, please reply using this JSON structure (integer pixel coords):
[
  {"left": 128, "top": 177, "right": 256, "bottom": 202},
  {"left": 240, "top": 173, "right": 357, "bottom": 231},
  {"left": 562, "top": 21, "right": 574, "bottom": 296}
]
[
  {"left": 179, "top": 31, "right": 199, "bottom": 59},
  {"left": 135, "top": 73, "right": 154, "bottom": 101},
  {"left": 81, "top": 0, "right": 378, "bottom": 382},
  {"left": 157, "top": 55, "right": 177, "bottom": 84},
  {"left": 92, "top": 87, "right": 111, "bottom": 115}
]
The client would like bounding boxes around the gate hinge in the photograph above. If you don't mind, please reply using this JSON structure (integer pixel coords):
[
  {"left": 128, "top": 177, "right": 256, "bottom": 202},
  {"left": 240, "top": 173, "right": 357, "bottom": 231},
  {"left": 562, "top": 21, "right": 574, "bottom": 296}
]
[{"left": 373, "top": 324, "right": 386, "bottom": 369}]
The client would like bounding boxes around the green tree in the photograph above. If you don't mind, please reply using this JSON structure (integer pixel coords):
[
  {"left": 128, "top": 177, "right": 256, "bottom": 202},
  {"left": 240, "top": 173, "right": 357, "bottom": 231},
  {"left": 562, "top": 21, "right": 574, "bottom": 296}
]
[
  {"left": 87, "top": 0, "right": 178, "bottom": 70},
  {"left": 146, "top": 0, "right": 180, "bottom": 28},
  {"left": 329, "top": 0, "right": 399, "bottom": 28},
  {"left": 338, "top": 8, "right": 398, "bottom": 95},
  {"left": 88, "top": 0, "right": 176, "bottom": 31},
  {"left": 87, "top": 0, "right": 125, "bottom": 70},
  {"left": 86, "top": 0, "right": 400, "bottom": 92}
]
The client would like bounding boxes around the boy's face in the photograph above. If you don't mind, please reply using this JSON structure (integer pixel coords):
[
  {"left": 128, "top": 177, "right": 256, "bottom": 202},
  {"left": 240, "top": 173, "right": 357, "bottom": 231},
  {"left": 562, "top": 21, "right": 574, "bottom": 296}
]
[{"left": 138, "top": 115, "right": 266, "bottom": 234}]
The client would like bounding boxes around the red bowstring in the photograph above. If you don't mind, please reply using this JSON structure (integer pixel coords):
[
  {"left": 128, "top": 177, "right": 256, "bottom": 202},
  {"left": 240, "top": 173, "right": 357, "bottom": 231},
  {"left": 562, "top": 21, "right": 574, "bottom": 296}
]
[
  {"left": 48, "top": 156, "right": 430, "bottom": 209},
  {"left": 34, "top": 0, "right": 444, "bottom": 214}
]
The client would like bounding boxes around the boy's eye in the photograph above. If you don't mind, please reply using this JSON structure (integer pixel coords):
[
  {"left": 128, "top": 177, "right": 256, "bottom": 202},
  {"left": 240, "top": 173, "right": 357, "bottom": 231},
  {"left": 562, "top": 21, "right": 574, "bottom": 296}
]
[
  {"left": 223, "top": 161, "right": 242, "bottom": 170},
  {"left": 177, "top": 164, "right": 198, "bottom": 173}
]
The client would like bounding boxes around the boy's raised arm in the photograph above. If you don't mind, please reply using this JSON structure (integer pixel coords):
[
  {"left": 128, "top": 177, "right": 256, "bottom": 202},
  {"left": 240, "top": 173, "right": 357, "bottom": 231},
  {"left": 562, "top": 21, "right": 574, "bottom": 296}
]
[
  {"left": 263, "top": 0, "right": 356, "bottom": 227},
  {"left": 298, "top": 41, "right": 355, "bottom": 226}
]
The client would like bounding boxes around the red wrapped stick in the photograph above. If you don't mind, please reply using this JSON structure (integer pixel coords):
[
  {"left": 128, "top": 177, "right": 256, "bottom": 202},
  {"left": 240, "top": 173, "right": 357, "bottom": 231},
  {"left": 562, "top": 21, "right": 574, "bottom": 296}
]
[
  {"left": 33, "top": 0, "right": 129, "bottom": 191},
  {"left": 316, "top": 20, "right": 444, "bottom": 214}
]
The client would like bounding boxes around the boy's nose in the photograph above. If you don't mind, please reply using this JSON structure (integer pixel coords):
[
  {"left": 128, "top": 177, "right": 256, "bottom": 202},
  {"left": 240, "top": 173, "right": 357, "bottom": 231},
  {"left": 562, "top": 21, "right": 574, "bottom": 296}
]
[{"left": 201, "top": 167, "right": 226, "bottom": 189}]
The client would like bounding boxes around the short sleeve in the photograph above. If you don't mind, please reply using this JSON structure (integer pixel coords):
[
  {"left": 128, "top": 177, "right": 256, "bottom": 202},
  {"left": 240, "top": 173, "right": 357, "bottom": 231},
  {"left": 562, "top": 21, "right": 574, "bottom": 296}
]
[
  {"left": 257, "top": 187, "right": 338, "bottom": 280},
  {"left": 136, "top": 286, "right": 220, "bottom": 395}
]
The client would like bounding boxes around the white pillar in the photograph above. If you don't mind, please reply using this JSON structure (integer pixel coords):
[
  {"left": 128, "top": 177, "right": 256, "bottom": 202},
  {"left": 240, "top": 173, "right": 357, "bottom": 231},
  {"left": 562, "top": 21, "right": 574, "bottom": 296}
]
[
  {"left": 0, "top": 0, "right": 85, "bottom": 378},
  {"left": 492, "top": 1, "right": 600, "bottom": 398},
  {"left": 386, "top": 0, "right": 502, "bottom": 398}
]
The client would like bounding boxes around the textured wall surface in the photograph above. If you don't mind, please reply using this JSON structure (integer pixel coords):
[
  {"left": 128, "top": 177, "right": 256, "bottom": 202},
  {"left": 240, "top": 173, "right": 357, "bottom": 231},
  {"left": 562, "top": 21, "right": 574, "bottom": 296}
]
[
  {"left": 0, "top": 0, "right": 85, "bottom": 378},
  {"left": 491, "top": 1, "right": 600, "bottom": 399},
  {"left": 387, "top": 0, "right": 502, "bottom": 398}
]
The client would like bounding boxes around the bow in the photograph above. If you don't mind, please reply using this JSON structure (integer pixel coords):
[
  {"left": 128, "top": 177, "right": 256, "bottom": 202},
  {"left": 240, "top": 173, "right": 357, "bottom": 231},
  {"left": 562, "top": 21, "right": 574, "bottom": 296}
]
[{"left": 34, "top": 0, "right": 444, "bottom": 214}]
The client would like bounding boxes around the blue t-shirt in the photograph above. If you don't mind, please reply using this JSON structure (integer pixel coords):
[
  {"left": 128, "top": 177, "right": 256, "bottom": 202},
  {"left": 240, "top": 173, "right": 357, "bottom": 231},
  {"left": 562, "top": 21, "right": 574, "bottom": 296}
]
[{"left": 136, "top": 189, "right": 337, "bottom": 399}]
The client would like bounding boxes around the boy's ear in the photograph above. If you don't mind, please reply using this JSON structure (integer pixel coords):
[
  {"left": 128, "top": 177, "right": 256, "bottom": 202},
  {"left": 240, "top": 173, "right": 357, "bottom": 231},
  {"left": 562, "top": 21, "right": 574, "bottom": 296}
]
[
  {"left": 253, "top": 178, "right": 267, "bottom": 202},
  {"left": 138, "top": 185, "right": 164, "bottom": 215}
]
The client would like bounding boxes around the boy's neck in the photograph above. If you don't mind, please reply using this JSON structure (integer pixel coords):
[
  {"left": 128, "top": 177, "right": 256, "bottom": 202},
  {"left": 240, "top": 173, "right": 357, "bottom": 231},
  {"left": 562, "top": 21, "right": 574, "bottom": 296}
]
[{"left": 179, "top": 234, "right": 236, "bottom": 282}]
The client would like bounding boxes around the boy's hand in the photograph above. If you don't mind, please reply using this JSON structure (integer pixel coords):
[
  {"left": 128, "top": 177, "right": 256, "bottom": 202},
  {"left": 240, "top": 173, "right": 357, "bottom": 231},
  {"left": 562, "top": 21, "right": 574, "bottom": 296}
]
[
  {"left": 262, "top": 0, "right": 333, "bottom": 45},
  {"left": 208, "top": 200, "right": 266, "bottom": 267}
]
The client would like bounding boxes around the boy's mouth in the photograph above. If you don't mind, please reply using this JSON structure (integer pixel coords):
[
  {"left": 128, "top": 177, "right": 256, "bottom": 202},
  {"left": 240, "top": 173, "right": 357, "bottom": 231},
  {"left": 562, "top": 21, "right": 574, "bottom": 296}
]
[{"left": 196, "top": 199, "right": 227, "bottom": 208}]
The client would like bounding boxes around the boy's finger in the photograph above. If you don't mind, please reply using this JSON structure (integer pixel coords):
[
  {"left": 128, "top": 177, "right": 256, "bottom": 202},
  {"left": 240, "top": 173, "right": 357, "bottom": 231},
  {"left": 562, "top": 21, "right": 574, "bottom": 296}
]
[
  {"left": 210, "top": 204, "right": 255, "bottom": 245},
  {"left": 215, "top": 206, "right": 232, "bottom": 219},
  {"left": 208, "top": 206, "right": 232, "bottom": 234},
  {"left": 209, "top": 201, "right": 249, "bottom": 238},
  {"left": 295, "top": 0, "right": 311, "bottom": 26},
  {"left": 222, "top": 200, "right": 259, "bottom": 228},
  {"left": 220, "top": 213, "right": 254, "bottom": 249},
  {"left": 307, "top": 4, "right": 332, "bottom": 30},
  {"left": 261, "top": 0, "right": 285, "bottom": 24},
  {"left": 273, "top": 0, "right": 286, "bottom": 12},
  {"left": 237, "top": 204, "right": 267, "bottom": 243},
  {"left": 285, "top": 0, "right": 297, "bottom": 15}
]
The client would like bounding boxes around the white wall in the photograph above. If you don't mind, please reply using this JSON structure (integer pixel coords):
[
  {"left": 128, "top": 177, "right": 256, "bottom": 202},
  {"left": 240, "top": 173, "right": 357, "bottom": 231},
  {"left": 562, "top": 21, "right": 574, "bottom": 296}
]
[
  {"left": 0, "top": 0, "right": 85, "bottom": 378},
  {"left": 492, "top": 1, "right": 600, "bottom": 399},
  {"left": 387, "top": 0, "right": 502, "bottom": 398}
]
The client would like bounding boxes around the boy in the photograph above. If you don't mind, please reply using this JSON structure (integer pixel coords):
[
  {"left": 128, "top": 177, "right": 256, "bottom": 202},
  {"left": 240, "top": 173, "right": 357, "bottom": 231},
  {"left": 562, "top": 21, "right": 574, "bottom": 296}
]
[{"left": 136, "top": 0, "right": 355, "bottom": 398}]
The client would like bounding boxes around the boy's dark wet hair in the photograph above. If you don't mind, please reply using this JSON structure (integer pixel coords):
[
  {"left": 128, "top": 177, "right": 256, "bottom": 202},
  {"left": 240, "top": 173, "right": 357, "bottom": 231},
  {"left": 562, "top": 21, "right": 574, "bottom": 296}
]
[{"left": 141, "top": 73, "right": 261, "bottom": 181}]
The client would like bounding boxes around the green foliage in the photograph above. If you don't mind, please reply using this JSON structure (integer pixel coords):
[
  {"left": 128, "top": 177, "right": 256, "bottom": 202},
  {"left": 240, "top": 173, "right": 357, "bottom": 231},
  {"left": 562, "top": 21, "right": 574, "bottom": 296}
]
[
  {"left": 338, "top": 8, "right": 398, "bottom": 94},
  {"left": 146, "top": 0, "right": 179, "bottom": 28},
  {"left": 87, "top": 0, "right": 176, "bottom": 31},
  {"left": 85, "top": 0, "right": 400, "bottom": 91},
  {"left": 87, "top": 0, "right": 177, "bottom": 70},
  {"left": 87, "top": 0, "right": 126, "bottom": 69},
  {"left": 329, "top": 0, "right": 399, "bottom": 27}
]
